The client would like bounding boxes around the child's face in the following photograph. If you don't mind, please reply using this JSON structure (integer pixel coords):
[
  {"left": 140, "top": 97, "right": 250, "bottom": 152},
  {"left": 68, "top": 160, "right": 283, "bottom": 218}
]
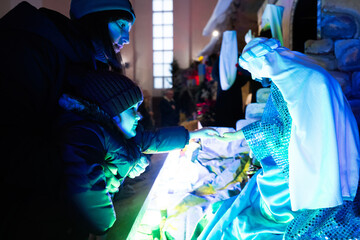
[{"left": 113, "top": 102, "right": 141, "bottom": 139}]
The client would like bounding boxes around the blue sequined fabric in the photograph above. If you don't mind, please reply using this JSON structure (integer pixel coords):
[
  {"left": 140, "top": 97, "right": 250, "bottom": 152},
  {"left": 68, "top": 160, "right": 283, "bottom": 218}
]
[
  {"left": 243, "top": 83, "right": 291, "bottom": 180},
  {"left": 284, "top": 185, "right": 360, "bottom": 239},
  {"left": 243, "top": 83, "right": 360, "bottom": 238}
]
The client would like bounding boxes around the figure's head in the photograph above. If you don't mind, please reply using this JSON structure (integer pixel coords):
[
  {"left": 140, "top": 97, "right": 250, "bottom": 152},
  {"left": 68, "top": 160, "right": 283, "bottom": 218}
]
[
  {"left": 70, "top": 0, "right": 136, "bottom": 69},
  {"left": 239, "top": 37, "right": 281, "bottom": 85},
  {"left": 70, "top": 69, "right": 143, "bottom": 139},
  {"left": 164, "top": 89, "right": 174, "bottom": 100}
]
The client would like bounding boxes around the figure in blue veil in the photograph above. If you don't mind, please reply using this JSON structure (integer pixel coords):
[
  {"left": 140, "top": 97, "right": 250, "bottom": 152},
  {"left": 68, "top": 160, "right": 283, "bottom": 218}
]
[{"left": 194, "top": 38, "right": 360, "bottom": 239}]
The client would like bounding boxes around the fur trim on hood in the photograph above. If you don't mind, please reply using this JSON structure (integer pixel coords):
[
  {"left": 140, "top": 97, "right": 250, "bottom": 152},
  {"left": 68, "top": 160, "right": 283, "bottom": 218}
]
[
  {"left": 59, "top": 93, "right": 120, "bottom": 135},
  {"left": 58, "top": 93, "right": 142, "bottom": 163}
]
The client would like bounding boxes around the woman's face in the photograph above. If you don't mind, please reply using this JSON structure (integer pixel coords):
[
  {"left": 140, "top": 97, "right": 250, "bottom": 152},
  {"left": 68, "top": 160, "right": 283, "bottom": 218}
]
[
  {"left": 108, "top": 19, "right": 132, "bottom": 54},
  {"left": 113, "top": 102, "right": 141, "bottom": 139}
]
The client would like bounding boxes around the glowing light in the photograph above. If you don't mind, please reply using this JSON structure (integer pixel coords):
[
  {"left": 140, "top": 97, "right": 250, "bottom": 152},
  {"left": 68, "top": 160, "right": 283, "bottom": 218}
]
[{"left": 212, "top": 30, "right": 219, "bottom": 37}]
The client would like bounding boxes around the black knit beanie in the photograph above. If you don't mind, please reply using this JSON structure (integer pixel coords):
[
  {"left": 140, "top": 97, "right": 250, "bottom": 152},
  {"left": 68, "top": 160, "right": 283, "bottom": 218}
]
[
  {"left": 70, "top": 0, "right": 136, "bottom": 24},
  {"left": 70, "top": 70, "right": 143, "bottom": 117}
]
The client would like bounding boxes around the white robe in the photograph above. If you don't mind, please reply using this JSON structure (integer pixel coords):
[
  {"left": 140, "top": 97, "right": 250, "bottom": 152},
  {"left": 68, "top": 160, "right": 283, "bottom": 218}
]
[
  {"left": 219, "top": 30, "right": 238, "bottom": 90},
  {"left": 239, "top": 38, "right": 360, "bottom": 211}
]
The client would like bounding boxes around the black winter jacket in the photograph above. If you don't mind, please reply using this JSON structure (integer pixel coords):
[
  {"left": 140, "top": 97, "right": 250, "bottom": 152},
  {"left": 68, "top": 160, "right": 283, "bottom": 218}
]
[
  {"left": 0, "top": 1, "right": 95, "bottom": 188},
  {"left": 58, "top": 95, "right": 189, "bottom": 235},
  {"left": 0, "top": 3, "right": 97, "bottom": 238}
]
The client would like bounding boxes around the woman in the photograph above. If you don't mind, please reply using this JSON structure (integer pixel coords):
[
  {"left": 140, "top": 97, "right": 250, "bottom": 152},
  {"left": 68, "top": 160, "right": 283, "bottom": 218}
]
[
  {"left": 70, "top": 0, "right": 136, "bottom": 71},
  {"left": 0, "top": 1, "right": 136, "bottom": 239},
  {"left": 58, "top": 69, "right": 218, "bottom": 239}
]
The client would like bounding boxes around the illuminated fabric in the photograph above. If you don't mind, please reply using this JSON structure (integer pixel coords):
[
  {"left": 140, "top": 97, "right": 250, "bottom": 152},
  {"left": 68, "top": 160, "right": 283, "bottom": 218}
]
[
  {"left": 243, "top": 83, "right": 360, "bottom": 239},
  {"left": 261, "top": 4, "right": 284, "bottom": 45},
  {"left": 242, "top": 83, "right": 291, "bottom": 179},
  {"left": 193, "top": 37, "right": 360, "bottom": 239},
  {"left": 239, "top": 37, "right": 360, "bottom": 211},
  {"left": 219, "top": 30, "right": 238, "bottom": 90},
  {"left": 284, "top": 193, "right": 360, "bottom": 239},
  {"left": 194, "top": 66, "right": 360, "bottom": 239},
  {"left": 196, "top": 87, "right": 297, "bottom": 240},
  {"left": 196, "top": 168, "right": 296, "bottom": 240}
]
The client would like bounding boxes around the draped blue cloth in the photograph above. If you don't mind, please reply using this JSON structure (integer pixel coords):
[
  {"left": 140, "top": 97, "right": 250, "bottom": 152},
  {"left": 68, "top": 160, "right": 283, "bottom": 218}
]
[
  {"left": 197, "top": 84, "right": 298, "bottom": 239},
  {"left": 195, "top": 82, "right": 360, "bottom": 240},
  {"left": 195, "top": 37, "right": 360, "bottom": 239},
  {"left": 197, "top": 158, "right": 297, "bottom": 240}
]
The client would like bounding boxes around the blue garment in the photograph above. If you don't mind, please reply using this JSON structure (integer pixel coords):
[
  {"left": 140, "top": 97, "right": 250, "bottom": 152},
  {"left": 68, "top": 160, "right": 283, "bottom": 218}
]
[
  {"left": 197, "top": 159, "right": 296, "bottom": 240},
  {"left": 240, "top": 38, "right": 360, "bottom": 210},
  {"left": 196, "top": 82, "right": 360, "bottom": 239},
  {"left": 197, "top": 84, "right": 297, "bottom": 239},
  {"left": 200, "top": 37, "right": 360, "bottom": 240}
]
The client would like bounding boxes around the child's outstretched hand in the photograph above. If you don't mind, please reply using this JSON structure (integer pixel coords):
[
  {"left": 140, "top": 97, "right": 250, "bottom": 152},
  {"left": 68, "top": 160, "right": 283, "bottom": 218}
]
[
  {"left": 128, "top": 155, "right": 149, "bottom": 178},
  {"left": 189, "top": 127, "right": 219, "bottom": 139}
]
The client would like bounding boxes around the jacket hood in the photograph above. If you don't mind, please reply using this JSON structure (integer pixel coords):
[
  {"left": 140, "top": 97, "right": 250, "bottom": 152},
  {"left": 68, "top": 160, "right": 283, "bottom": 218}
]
[
  {"left": 59, "top": 93, "right": 116, "bottom": 131},
  {"left": 58, "top": 93, "right": 142, "bottom": 163},
  {"left": 0, "top": 1, "right": 93, "bottom": 63}
]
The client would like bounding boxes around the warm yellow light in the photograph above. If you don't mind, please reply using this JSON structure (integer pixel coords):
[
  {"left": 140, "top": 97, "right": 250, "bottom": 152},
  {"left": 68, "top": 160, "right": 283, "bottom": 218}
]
[{"left": 212, "top": 30, "right": 219, "bottom": 37}]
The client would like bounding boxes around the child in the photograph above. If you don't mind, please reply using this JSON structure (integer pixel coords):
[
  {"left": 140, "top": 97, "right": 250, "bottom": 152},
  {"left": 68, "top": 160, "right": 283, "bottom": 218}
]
[{"left": 57, "top": 69, "right": 218, "bottom": 239}]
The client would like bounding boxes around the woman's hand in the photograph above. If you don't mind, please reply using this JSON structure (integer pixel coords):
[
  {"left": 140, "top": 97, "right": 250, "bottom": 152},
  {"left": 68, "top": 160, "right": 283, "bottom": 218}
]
[
  {"left": 128, "top": 156, "right": 149, "bottom": 178},
  {"left": 189, "top": 128, "right": 219, "bottom": 139}
]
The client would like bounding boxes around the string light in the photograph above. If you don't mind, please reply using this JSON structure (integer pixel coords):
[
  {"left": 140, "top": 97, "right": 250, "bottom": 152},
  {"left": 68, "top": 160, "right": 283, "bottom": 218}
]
[{"left": 212, "top": 30, "right": 219, "bottom": 37}]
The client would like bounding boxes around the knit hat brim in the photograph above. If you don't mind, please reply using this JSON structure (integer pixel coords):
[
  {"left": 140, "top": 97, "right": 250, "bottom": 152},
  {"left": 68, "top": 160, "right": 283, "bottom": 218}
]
[
  {"left": 70, "top": 0, "right": 136, "bottom": 24},
  {"left": 101, "top": 83, "right": 143, "bottom": 117},
  {"left": 69, "top": 69, "right": 143, "bottom": 117}
]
